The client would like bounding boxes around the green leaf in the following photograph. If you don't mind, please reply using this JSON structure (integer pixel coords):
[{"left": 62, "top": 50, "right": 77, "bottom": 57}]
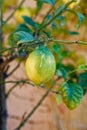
[
  {"left": 13, "top": 31, "right": 34, "bottom": 45},
  {"left": 15, "top": 24, "right": 32, "bottom": 34},
  {"left": 78, "top": 71, "right": 87, "bottom": 94},
  {"left": 51, "top": 21, "right": 57, "bottom": 29},
  {"left": 58, "top": 82, "right": 83, "bottom": 110},
  {"left": 22, "top": 16, "right": 39, "bottom": 29},
  {"left": 56, "top": 15, "right": 67, "bottom": 27},
  {"left": 78, "top": 64, "right": 87, "bottom": 71},
  {"left": 57, "top": 15, "right": 65, "bottom": 21},
  {"left": 66, "top": 30, "right": 79, "bottom": 35},
  {"left": 8, "top": 33, "right": 16, "bottom": 47},
  {"left": 76, "top": 13, "right": 85, "bottom": 29},
  {"left": 56, "top": 64, "right": 75, "bottom": 79},
  {"left": 52, "top": 44, "right": 62, "bottom": 54},
  {"left": 8, "top": 24, "right": 32, "bottom": 47},
  {"left": 36, "top": 1, "right": 43, "bottom": 14},
  {"left": 52, "top": 43, "right": 67, "bottom": 60},
  {"left": 65, "top": 9, "right": 85, "bottom": 29},
  {"left": 56, "top": 65, "right": 69, "bottom": 79},
  {"left": 45, "top": 14, "right": 52, "bottom": 22},
  {"left": 54, "top": 5, "right": 65, "bottom": 16},
  {"left": 38, "top": 0, "right": 55, "bottom": 5}
]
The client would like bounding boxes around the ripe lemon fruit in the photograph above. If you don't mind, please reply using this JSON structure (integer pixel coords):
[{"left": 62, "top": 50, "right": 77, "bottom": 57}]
[
  {"left": 25, "top": 45, "right": 56, "bottom": 85},
  {"left": 14, "top": 8, "right": 31, "bottom": 23}
]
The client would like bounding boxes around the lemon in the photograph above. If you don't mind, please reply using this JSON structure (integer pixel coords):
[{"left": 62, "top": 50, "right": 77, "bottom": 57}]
[
  {"left": 25, "top": 45, "right": 56, "bottom": 85},
  {"left": 14, "top": 8, "right": 31, "bottom": 23}
]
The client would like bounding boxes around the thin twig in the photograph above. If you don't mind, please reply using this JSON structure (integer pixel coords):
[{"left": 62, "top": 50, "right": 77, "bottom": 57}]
[
  {"left": 14, "top": 84, "right": 55, "bottom": 130},
  {"left": 7, "top": 63, "right": 21, "bottom": 77},
  {"left": 0, "top": 46, "right": 17, "bottom": 55},
  {"left": 0, "top": 37, "right": 87, "bottom": 72},
  {"left": 3, "top": 0, "right": 25, "bottom": 26},
  {"left": 0, "top": 79, "right": 35, "bottom": 87},
  {"left": 42, "top": 0, "right": 58, "bottom": 24},
  {"left": 6, "top": 83, "right": 18, "bottom": 98},
  {"left": 48, "top": 38, "right": 87, "bottom": 45},
  {"left": 37, "top": 0, "right": 76, "bottom": 32},
  {"left": 0, "top": 55, "right": 19, "bottom": 71},
  {"left": 1, "top": 37, "right": 87, "bottom": 56},
  {"left": 0, "top": 53, "right": 26, "bottom": 72},
  {"left": 0, "top": 40, "right": 36, "bottom": 55}
]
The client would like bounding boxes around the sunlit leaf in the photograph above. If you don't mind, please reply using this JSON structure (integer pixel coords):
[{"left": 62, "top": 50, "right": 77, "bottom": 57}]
[{"left": 13, "top": 31, "right": 34, "bottom": 45}]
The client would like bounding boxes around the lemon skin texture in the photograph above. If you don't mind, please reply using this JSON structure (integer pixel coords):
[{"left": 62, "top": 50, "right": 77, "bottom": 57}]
[{"left": 25, "top": 46, "right": 56, "bottom": 85}]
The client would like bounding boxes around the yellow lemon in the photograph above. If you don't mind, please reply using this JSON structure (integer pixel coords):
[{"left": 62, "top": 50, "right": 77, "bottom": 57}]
[
  {"left": 14, "top": 8, "right": 31, "bottom": 23},
  {"left": 25, "top": 45, "right": 56, "bottom": 85}
]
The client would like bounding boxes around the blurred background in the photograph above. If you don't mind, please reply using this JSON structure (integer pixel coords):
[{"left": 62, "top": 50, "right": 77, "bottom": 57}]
[{"left": 2, "top": 0, "right": 87, "bottom": 130}]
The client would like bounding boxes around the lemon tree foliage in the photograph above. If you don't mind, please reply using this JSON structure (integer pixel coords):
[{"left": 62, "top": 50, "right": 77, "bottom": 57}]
[
  {"left": 56, "top": 63, "right": 75, "bottom": 79},
  {"left": 78, "top": 71, "right": 87, "bottom": 94},
  {"left": 76, "top": 13, "right": 85, "bottom": 28},
  {"left": 58, "top": 82, "right": 83, "bottom": 109},
  {"left": 8, "top": 24, "right": 33, "bottom": 46},
  {"left": 13, "top": 31, "right": 34, "bottom": 45},
  {"left": 38, "top": 0, "right": 55, "bottom": 6},
  {"left": 5, "top": 0, "right": 87, "bottom": 110},
  {"left": 22, "top": 16, "right": 39, "bottom": 29}
]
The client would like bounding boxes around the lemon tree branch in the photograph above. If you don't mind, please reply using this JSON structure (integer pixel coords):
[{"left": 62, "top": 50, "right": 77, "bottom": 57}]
[
  {"left": 48, "top": 38, "right": 87, "bottom": 45},
  {"left": 3, "top": 0, "right": 25, "bottom": 26},
  {"left": 37, "top": 0, "right": 76, "bottom": 32},
  {"left": 14, "top": 84, "right": 55, "bottom": 130}
]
